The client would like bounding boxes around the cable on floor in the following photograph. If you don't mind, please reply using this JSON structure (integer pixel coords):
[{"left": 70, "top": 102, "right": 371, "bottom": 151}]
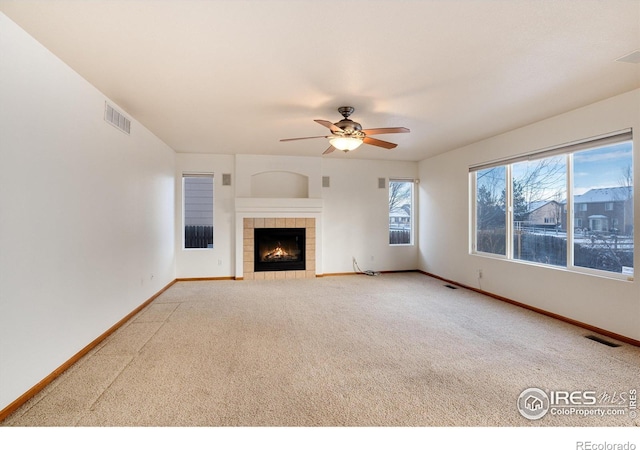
[{"left": 352, "top": 257, "right": 380, "bottom": 276}]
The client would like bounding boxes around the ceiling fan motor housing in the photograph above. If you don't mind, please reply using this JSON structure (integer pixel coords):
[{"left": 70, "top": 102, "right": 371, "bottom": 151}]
[
  {"left": 334, "top": 118, "right": 364, "bottom": 137},
  {"left": 334, "top": 107, "right": 364, "bottom": 138}
]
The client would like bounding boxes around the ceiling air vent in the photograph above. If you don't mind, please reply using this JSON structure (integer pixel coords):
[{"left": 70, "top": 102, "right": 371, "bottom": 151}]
[
  {"left": 104, "top": 102, "right": 131, "bottom": 135},
  {"left": 615, "top": 50, "right": 640, "bottom": 64}
]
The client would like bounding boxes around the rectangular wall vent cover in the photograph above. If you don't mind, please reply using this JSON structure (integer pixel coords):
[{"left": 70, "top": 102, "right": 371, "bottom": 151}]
[
  {"left": 378, "top": 178, "right": 386, "bottom": 189},
  {"left": 104, "top": 102, "right": 131, "bottom": 135},
  {"left": 322, "top": 176, "right": 330, "bottom": 188},
  {"left": 222, "top": 173, "right": 232, "bottom": 186}
]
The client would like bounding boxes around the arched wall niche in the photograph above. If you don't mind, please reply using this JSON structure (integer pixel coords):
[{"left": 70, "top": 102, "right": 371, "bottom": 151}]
[{"left": 250, "top": 171, "right": 309, "bottom": 198}]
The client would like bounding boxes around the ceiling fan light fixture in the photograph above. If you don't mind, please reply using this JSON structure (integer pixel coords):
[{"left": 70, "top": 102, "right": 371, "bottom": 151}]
[
  {"left": 329, "top": 136, "right": 363, "bottom": 152},
  {"left": 281, "top": 106, "right": 409, "bottom": 154}
]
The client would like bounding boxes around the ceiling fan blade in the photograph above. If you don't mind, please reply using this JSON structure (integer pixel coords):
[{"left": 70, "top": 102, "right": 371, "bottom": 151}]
[
  {"left": 314, "top": 119, "right": 343, "bottom": 133},
  {"left": 362, "top": 127, "right": 410, "bottom": 135},
  {"left": 280, "top": 136, "right": 329, "bottom": 142},
  {"left": 322, "top": 146, "right": 336, "bottom": 155},
  {"left": 363, "top": 137, "right": 397, "bottom": 149}
]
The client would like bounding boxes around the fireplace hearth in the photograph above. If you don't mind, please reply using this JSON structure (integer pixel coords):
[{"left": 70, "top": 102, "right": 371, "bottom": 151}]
[{"left": 254, "top": 228, "right": 306, "bottom": 272}]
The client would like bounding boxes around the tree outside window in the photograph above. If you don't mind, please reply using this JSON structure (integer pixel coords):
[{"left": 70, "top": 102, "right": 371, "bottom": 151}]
[
  {"left": 475, "top": 166, "right": 506, "bottom": 255},
  {"left": 471, "top": 134, "right": 633, "bottom": 277}
]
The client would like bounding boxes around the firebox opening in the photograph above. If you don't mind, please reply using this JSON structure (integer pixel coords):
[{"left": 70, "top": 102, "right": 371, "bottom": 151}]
[{"left": 254, "top": 228, "right": 306, "bottom": 272}]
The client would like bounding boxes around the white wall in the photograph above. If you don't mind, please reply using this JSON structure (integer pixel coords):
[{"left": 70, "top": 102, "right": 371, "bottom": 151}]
[
  {"left": 321, "top": 158, "right": 419, "bottom": 273},
  {"left": 418, "top": 89, "right": 640, "bottom": 341},
  {"left": 0, "top": 14, "right": 176, "bottom": 411}
]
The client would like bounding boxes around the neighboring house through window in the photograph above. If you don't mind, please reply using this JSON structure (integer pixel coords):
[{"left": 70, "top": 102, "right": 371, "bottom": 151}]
[{"left": 470, "top": 130, "right": 633, "bottom": 278}]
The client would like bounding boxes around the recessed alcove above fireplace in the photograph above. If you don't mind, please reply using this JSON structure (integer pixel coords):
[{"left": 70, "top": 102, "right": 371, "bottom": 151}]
[{"left": 251, "top": 171, "right": 309, "bottom": 198}]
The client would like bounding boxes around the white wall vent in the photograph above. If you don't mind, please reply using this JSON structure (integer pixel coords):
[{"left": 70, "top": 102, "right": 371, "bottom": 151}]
[
  {"left": 104, "top": 102, "right": 131, "bottom": 134},
  {"left": 616, "top": 50, "right": 640, "bottom": 64},
  {"left": 322, "top": 176, "right": 330, "bottom": 188}
]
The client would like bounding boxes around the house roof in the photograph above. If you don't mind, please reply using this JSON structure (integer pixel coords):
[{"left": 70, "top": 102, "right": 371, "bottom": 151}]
[
  {"left": 390, "top": 208, "right": 410, "bottom": 218},
  {"left": 1, "top": 1, "right": 638, "bottom": 162},
  {"left": 527, "top": 201, "right": 558, "bottom": 213},
  {"left": 574, "top": 187, "right": 632, "bottom": 203}
]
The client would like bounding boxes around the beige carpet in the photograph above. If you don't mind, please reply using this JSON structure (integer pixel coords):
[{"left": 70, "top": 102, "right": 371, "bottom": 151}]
[{"left": 2, "top": 272, "right": 639, "bottom": 427}]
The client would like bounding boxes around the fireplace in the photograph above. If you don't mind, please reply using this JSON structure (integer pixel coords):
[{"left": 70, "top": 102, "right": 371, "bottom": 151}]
[
  {"left": 239, "top": 217, "right": 316, "bottom": 280},
  {"left": 254, "top": 228, "right": 306, "bottom": 272}
]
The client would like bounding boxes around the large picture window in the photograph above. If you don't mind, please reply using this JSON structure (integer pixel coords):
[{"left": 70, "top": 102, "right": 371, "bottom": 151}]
[
  {"left": 183, "top": 174, "right": 214, "bottom": 249},
  {"left": 471, "top": 131, "right": 633, "bottom": 278}
]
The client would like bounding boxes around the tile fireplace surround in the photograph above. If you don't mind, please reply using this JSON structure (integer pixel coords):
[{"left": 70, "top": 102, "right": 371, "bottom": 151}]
[{"left": 242, "top": 217, "right": 316, "bottom": 280}]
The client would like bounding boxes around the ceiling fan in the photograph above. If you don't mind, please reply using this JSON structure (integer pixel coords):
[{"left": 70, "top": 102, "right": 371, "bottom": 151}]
[{"left": 280, "top": 106, "right": 410, "bottom": 154}]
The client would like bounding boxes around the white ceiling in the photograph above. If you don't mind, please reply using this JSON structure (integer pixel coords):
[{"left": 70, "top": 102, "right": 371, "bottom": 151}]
[{"left": 1, "top": 0, "right": 639, "bottom": 161}]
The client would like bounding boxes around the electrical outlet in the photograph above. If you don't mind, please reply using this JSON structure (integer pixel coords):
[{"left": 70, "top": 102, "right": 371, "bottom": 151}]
[{"left": 477, "top": 269, "right": 483, "bottom": 279}]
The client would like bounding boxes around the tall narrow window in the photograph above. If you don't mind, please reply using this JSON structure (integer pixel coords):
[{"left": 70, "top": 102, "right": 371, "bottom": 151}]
[
  {"left": 183, "top": 174, "right": 214, "bottom": 249},
  {"left": 572, "top": 142, "right": 633, "bottom": 274},
  {"left": 475, "top": 166, "right": 507, "bottom": 256},
  {"left": 389, "top": 179, "right": 413, "bottom": 245}
]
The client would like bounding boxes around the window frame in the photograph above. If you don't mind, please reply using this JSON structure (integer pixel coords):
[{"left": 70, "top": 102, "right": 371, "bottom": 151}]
[
  {"left": 389, "top": 178, "right": 415, "bottom": 246},
  {"left": 472, "top": 165, "right": 508, "bottom": 258},
  {"left": 470, "top": 130, "right": 633, "bottom": 281},
  {"left": 182, "top": 173, "right": 215, "bottom": 250}
]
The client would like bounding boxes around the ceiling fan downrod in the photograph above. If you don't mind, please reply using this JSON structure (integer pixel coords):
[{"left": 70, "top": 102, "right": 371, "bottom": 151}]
[{"left": 337, "top": 106, "right": 355, "bottom": 119}]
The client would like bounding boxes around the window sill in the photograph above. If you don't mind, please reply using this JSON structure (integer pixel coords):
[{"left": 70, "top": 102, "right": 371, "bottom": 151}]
[{"left": 471, "top": 252, "right": 634, "bottom": 282}]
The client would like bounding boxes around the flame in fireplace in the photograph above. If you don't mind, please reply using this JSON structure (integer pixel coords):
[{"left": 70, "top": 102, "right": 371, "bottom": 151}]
[{"left": 265, "top": 242, "right": 289, "bottom": 259}]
